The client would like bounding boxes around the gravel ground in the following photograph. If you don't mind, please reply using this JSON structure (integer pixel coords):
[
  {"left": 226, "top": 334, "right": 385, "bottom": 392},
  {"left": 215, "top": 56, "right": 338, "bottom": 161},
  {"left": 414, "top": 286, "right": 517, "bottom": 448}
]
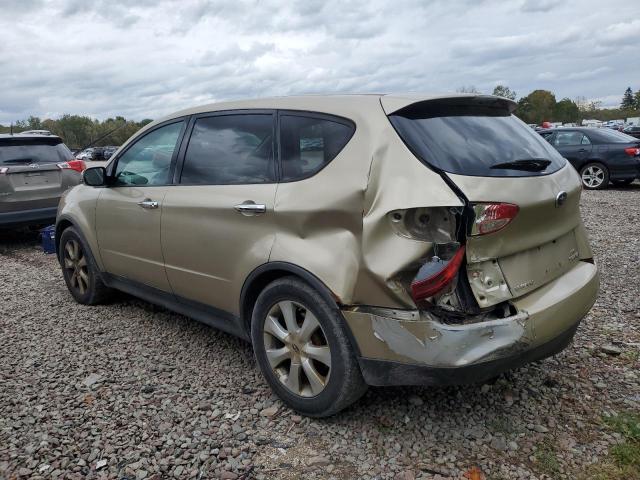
[{"left": 1, "top": 184, "right": 639, "bottom": 480}]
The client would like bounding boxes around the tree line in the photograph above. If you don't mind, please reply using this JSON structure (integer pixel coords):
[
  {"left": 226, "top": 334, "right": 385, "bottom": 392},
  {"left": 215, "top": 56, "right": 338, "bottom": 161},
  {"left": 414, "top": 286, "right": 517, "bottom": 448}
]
[
  {"left": 0, "top": 115, "right": 153, "bottom": 150},
  {"left": 460, "top": 85, "right": 640, "bottom": 125}
]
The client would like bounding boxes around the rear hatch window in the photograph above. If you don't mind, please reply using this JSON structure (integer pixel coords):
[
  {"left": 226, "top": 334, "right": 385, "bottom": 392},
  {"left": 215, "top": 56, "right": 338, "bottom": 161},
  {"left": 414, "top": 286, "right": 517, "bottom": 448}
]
[
  {"left": 0, "top": 137, "right": 73, "bottom": 165},
  {"left": 389, "top": 100, "right": 566, "bottom": 177}
]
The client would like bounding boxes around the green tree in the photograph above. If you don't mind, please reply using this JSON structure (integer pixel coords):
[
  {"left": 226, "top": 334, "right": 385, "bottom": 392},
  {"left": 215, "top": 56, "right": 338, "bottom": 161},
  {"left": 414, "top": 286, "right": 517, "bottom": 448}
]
[
  {"left": 634, "top": 90, "right": 640, "bottom": 110},
  {"left": 553, "top": 98, "right": 580, "bottom": 124},
  {"left": 516, "top": 89, "right": 556, "bottom": 124},
  {"left": 492, "top": 85, "right": 517, "bottom": 100},
  {"left": 621, "top": 87, "right": 635, "bottom": 110}
]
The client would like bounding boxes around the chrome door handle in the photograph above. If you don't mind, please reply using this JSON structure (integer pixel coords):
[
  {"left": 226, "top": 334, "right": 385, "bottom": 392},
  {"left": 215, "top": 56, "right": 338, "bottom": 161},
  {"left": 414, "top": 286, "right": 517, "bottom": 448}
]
[
  {"left": 234, "top": 201, "right": 266, "bottom": 215},
  {"left": 137, "top": 199, "right": 159, "bottom": 209}
]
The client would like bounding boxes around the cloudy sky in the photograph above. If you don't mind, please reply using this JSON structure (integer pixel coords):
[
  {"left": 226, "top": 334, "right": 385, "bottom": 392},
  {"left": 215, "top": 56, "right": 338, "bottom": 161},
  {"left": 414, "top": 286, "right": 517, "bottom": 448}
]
[{"left": 1, "top": 0, "right": 639, "bottom": 123}]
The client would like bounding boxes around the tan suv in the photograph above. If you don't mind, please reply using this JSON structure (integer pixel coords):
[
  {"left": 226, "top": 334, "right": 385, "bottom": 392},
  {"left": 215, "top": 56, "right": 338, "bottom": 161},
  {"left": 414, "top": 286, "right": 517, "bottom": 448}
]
[{"left": 56, "top": 95, "right": 599, "bottom": 417}]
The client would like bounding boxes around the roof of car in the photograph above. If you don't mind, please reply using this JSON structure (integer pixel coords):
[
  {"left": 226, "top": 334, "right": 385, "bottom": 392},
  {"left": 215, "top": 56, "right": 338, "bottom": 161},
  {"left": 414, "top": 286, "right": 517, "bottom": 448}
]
[
  {"left": 0, "top": 133, "right": 62, "bottom": 141},
  {"left": 160, "top": 93, "right": 516, "bottom": 122}
]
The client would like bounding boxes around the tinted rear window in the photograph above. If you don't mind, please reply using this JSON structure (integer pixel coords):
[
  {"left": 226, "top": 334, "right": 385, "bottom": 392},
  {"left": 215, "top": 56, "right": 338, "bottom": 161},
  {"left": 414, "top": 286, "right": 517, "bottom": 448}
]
[
  {"left": 389, "top": 103, "right": 566, "bottom": 177},
  {"left": 591, "top": 128, "right": 638, "bottom": 143},
  {"left": 0, "top": 137, "right": 73, "bottom": 165},
  {"left": 280, "top": 114, "right": 354, "bottom": 181}
]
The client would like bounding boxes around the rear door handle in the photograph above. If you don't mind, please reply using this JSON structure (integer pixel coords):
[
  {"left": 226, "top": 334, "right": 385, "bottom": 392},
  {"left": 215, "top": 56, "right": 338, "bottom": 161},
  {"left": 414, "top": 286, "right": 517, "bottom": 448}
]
[
  {"left": 137, "top": 199, "right": 159, "bottom": 209},
  {"left": 234, "top": 201, "right": 266, "bottom": 216}
]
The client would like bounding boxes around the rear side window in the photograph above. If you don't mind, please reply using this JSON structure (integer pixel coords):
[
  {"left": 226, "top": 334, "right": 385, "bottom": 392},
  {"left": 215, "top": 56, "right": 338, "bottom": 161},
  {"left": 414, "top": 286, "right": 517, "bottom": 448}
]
[
  {"left": 280, "top": 114, "right": 354, "bottom": 181},
  {"left": 0, "top": 137, "right": 73, "bottom": 165},
  {"left": 553, "top": 131, "right": 586, "bottom": 146},
  {"left": 181, "top": 114, "right": 275, "bottom": 185},
  {"left": 389, "top": 102, "right": 566, "bottom": 177}
]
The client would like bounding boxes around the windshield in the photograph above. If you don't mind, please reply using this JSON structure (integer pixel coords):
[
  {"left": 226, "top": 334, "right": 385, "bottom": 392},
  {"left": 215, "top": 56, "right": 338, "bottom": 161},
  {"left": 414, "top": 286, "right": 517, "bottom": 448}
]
[
  {"left": 0, "top": 138, "right": 73, "bottom": 164},
  {"left": 389, "top": 105, "right": 566, "bottom": 177}
]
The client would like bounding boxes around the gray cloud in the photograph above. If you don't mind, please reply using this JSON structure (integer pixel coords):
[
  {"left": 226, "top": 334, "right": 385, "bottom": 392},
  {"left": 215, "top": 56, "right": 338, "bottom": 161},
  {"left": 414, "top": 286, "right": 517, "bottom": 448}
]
[{"left": 0, "top": 0, "right": 638, "bottom": 124}]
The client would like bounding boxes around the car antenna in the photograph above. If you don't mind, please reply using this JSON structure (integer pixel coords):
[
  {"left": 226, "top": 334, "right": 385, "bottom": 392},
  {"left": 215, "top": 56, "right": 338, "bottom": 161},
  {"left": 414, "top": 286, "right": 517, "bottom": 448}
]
[{"left": 77, "top": 121, "right": 127, "bottom": 151}]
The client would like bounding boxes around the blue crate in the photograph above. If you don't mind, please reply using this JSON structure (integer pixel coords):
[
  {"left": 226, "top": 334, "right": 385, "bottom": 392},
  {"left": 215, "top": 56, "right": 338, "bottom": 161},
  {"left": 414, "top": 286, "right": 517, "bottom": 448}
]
[{"left": 40, "top": 225, "right": 56, "bottom": 254}]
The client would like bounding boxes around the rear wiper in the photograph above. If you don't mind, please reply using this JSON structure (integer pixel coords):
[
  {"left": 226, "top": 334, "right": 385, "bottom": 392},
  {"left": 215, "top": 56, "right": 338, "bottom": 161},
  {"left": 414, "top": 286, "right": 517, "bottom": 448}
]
[
  {"left": 3, "top": 158, "right": 36, "bottom": 164},
  {"left": 490, "top": 159, "right": 551, "bottom": 171}
]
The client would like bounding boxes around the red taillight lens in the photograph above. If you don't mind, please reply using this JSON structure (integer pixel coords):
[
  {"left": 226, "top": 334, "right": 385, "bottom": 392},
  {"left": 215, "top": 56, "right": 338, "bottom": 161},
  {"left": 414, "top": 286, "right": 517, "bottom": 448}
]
[
  {"left": 410, "top": 246, "right": 466, "bottom": 302},
  {"left": 58, "top": 160, "right": 86, "bottom": 172},
  {"left": 624, "top": 147, "right": 640, "bottom": 157},
  {"left": 471, "top": 203, "right": 519, "bottom": 236},
  {"left": 68, "top": 159, "right": 86, "bottom": 172}
]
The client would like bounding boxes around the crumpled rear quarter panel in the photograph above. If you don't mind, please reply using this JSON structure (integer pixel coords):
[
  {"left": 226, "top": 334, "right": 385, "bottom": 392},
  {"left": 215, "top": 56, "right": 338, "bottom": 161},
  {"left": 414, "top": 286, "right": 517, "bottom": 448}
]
[{"left": 269, "top": 100, "right": 461, "bottom": 308}]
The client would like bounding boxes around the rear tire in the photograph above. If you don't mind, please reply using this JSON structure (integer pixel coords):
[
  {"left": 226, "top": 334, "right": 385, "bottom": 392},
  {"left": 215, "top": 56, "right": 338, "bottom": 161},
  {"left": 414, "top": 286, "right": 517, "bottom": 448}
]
[
  {"left": 59, "top": 227, "right": 112, "bottom": 305},
  {"left": 580, "top": 162, "right": 609, "bottom": 190},
  {"left": 251, "top": 276, "right": 367, "bottom": 417}
]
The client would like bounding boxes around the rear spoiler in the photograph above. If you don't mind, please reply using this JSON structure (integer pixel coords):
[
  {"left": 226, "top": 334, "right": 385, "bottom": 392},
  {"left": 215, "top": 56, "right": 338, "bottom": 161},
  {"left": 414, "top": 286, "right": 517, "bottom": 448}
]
[{"left": 381, "top": 94, "right": 517, "bottom": 116}]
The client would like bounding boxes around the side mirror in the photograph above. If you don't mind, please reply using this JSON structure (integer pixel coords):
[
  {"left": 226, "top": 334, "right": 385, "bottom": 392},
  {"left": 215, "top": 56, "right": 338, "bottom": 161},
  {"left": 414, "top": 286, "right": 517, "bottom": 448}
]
[{"left": 83, "top": 167, "right": 107, "bottom": 187}]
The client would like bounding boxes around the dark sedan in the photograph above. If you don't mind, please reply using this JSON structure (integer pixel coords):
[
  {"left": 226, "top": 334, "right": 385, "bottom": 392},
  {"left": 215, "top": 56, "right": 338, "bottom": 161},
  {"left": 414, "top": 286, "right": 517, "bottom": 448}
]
[{"left": 539, "top": 127, "right": 640, "bottom": 189}]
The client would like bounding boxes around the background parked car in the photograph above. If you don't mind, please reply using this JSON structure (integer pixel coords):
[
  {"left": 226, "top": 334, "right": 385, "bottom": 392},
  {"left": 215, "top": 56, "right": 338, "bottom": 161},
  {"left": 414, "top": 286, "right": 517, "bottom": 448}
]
[
  {"left": 0, "top": 133, "right": 83, "bottom": 227},
  {"left": 622, "top": 125, "right": 640, "bottom": 139},
  {"left": 539, "top": 127, "right": 640, "bottom": 189}
]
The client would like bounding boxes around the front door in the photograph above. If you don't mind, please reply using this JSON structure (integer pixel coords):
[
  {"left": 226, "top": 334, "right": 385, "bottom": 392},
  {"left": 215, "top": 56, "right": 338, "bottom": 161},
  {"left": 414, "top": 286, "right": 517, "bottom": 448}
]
[
  {"left": 161, "top": 112, "right": 277, "bottom": 315},
  {"left": 96, "top": 120, "right": 186, "bottom": 291}
]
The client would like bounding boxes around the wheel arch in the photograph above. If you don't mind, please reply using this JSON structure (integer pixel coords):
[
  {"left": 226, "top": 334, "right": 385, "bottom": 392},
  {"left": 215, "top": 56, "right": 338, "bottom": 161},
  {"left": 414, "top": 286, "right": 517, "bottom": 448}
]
[
  {"left": 55, "top": 216, "right": 75, "bottom": 260},
  {"left": 239, "top": 262, "right": 355, "bottom": 339}
]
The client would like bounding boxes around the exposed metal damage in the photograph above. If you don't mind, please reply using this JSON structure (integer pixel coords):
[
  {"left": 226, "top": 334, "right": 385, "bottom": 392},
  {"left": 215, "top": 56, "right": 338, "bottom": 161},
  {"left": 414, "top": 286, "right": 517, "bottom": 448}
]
[{"left": 349, "top": 306, "right": 531, "bottom": 367}]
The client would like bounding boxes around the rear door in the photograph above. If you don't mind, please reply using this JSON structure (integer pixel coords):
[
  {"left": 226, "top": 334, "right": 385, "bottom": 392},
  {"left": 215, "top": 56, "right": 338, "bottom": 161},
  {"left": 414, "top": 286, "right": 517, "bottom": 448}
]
[
  {"left": 552, "top": 130, "right": 592, "bottom": 168},
  {"left": 386, "top": 97, "right": 586, "bottom": 308},
  {"left": 161, "top": 111, "right": 277, "bottom": 315},
  {"left": 96, "top": 120, "right": 186, "bottom": 291},
  {"left": 0, "top": 137, "right": 79, "bottom": 213}
]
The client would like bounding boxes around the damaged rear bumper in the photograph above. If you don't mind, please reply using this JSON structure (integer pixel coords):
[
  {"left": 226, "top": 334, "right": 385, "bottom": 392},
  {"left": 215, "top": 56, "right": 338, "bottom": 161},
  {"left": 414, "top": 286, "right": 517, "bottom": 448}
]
[{"left": 342, "top": 261, "right": 599, "bottom": 387}]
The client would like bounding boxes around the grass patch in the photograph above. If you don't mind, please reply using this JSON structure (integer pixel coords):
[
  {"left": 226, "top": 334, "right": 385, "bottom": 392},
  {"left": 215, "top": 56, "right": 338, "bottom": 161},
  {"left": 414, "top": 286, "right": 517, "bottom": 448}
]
[
  {"left": 583, "top": 412, "right": 640, "bottom": 479},
  {"left": 604, "top": 412, "right": 640, "bottom": 469},
  {"left": 534, "top": 441, "right": 561, "bottom": 477}
]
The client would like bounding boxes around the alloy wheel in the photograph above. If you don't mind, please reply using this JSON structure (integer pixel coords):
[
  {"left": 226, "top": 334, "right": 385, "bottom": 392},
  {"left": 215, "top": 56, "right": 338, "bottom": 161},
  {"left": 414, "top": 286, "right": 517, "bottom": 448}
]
[
  {"left": 581, "top": 165, "right": 605, "bottom": 188},
  {"left": 262, "top": 300, "right": 331, "bottom": 397},
  {"left": 63, "top": 239, "right": 89, "bottom": 295}
]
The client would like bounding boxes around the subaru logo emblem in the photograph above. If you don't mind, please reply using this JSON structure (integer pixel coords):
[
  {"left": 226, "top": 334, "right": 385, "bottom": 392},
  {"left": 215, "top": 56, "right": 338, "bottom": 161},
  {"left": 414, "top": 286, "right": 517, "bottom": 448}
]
[{"left": 555, "top": 191, "right": 567, "bottom": 208}]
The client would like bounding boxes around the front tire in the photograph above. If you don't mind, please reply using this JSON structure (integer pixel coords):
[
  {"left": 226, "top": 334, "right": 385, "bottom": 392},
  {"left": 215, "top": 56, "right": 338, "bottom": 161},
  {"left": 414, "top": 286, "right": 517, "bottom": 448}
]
[
  {"left": 580, "top": 162, "right": 609, "bottom": 190},
  {"left": 59, "top": 227, "right": 111, "bottom": 305},
  {"left": 251, "top": 277, "right": 367, "bottom": 417}
]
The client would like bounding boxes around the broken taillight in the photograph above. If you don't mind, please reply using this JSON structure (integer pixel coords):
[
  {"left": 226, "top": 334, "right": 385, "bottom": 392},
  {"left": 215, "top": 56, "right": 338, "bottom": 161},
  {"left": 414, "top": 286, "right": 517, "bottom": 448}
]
[
  {"left": 470, "top": 203, "right": 519, "bottom": 236},
  {"left": 410, "top": 245, "right": 466, "bottom": 302}
]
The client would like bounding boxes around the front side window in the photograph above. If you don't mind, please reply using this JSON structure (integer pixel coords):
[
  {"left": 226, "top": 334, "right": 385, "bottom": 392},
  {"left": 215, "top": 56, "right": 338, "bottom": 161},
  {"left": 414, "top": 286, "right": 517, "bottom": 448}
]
[
  {"left": 280, "top": 114, "right": 355, "bottom": 181},
  {"left": 114, "top": 121, "right": 184, "bottom": 186},
  {"left": 180, "top": 114, "right": 274, "bottom": 185}
]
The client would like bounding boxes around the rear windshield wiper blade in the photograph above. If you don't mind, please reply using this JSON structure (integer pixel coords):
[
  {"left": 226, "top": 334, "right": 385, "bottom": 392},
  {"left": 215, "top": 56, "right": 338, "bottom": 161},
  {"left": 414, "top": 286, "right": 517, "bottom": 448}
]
[
  {"left": 3, "top": 158, "right": 36, "bottom": 164},
  {"left": 490, "top": 159, "right": 551, "bottom": 171}
]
